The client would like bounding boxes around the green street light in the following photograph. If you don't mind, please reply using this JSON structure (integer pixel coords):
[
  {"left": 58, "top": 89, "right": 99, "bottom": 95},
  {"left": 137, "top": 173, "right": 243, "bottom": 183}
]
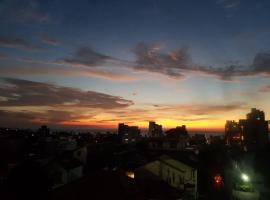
[{"left": 241, "top": 173, "right": 249, "bottom": 182}]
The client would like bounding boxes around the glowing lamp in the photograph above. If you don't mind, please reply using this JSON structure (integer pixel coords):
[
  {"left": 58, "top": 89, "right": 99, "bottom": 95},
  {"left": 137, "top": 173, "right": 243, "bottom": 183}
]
[
  {"left": 214, "top": 174, "right": 222, "bottom": 185},
  {"left": 241, "top": 173, "right": 249, "bottom": 182}
]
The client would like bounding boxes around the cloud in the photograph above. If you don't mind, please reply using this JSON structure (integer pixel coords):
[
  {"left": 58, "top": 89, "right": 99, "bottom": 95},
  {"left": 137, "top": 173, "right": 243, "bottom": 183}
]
[
  {"left": 53, "top": 43, "right": 270, "bottom": 81},
  {"left": 259, "top": 85, "right": 270, "bottom": 93},
  {"left": 212, "top": 51, "right": 270, "bottom": 80},
  {"left": 58, "top": 47, "right": 115, "bottom": 67},
  {"left": 0, "top": 53, "right": 8, "bottom": 59},
  {"left": 0, "top": 61, "right": 137, "bottom": 81},
  {"left": 0, "top": 35, "right": 43, "bottom": 51},
  {"left": 0, "top": 110, "right": 37, "bottom": 127},
  {"left": 130, "top": 42, "right": 247, "bottom": 80},
  {"left": 155, "top": 103, "right": 245, "bottom": 115},
  {"left": 132, "top": 42, "right": 190, "bottom": 78},
  {"left": 0, "top": 78, "right": 133, "bottom": 109},
  {"left": 0, "top": 109, "right": 94, "bottom": 128},
  {"left": 4, "top": 41, "right": 270, "bottom": 81},
  {"left": 217, "top": 0, "right": 240, "bottom": 9},
  {"left": 132, "top": 43, "right": 270, "bottom": 81},
  {"left": 95, "top": 102, "right": 245, "bottom": 124},
  {"left": 216, "top": 0, "right": 240, "bottom": 17},
  {"left": 0, "top": 0, "right": 49, "bottom": 23},
  {"left": 41, "top": 34, "right": 60, "bottom": 46},
  {"left": 251, "top": 51, "right": 270, "bottom": 73}
]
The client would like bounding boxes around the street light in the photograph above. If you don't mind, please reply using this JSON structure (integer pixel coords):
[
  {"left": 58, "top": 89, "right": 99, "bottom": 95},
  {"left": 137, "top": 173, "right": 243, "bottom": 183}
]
[{"left": 241, "top": 173, "right": 249, "bottom": 182}]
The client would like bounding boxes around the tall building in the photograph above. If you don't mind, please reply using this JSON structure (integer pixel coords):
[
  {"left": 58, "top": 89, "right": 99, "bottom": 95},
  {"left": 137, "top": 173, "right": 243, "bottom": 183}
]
[
  {"left": 118, "top": 123, "right": 140, "bottom": 143},
  {"left": 225, "top": 120, "right": 242, "bottom": 145},
  {"left": 225, "top": 108, "right": 269, "bottom": 150},
  {"left": 148, "top": 121, "right": 163, "bottom": 137},
  {"left": 118, "top": 123, "right": 128, "bottom": 136},
  {"left": 240, "top": 108, "right": 269, "bottom": 150},
  {"left": 166, "top": 125, "right": 188, "bottom": 139}
]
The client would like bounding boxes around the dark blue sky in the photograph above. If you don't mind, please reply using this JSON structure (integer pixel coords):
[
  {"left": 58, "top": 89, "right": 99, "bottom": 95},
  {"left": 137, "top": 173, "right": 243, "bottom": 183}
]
[{"left": 0, "top": 0, "right": 270, "bottom": 129}]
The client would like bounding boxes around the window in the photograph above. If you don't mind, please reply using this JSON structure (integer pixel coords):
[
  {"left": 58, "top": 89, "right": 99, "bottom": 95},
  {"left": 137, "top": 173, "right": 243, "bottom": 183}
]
[
  {"left": 191, "top": 170, "right": 195, "bottom": 179},
  {"left": 179, "top": 175, "right": 183, "bottom": 184}
]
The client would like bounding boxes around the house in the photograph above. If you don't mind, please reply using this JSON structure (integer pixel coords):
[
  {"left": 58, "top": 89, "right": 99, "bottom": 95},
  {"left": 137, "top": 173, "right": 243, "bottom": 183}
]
[
  {"left": 148, "top": 137, "right": 188, "bottom": 151},
  {"left": 135, "top": 153, "right": 198, "bottom": 199},
  {"left": 47, "top": 158, "right": 83, "bottom": 188}
]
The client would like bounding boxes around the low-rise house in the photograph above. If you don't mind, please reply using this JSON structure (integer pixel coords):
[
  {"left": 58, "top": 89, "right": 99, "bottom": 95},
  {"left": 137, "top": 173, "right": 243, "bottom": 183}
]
[
  {"left": 135, "top": 153, "right": 198, "bottom": 199},
  {"left": 47, "top": 158, "right": 83, "bottom": 189},
  {"left": 148, "top": 138, "right": 188, "bottom": 151}
]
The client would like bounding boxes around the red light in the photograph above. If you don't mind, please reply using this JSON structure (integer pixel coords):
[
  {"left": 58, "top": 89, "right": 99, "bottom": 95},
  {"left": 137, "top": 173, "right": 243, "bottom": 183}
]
[{"left": 214, "top": 174, "right": 222, "bottom": 183}]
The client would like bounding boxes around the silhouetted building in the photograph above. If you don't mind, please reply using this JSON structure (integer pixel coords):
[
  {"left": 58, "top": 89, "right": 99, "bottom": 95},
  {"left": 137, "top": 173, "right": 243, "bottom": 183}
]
[
  {"left": 225, "top": 108, "right": 269, "bottom": 151},
  {"left": 166, "top": 125, "right": 188, "bottom": 139},
  {"left": 118, "top": 123, "right": 140, "bottom": 143},
  {"left": 225, "top": 120, "right": 242, "bottom": 145},
  {"left": 118, "top": 123, "right": 128, "bottom": 136},
  {"left": 135, "top": 153, "right": 198, "bottom": 199},
  {"left": 148, "top": 125, "right": 190, "bottom": 151},
  {"left": 38, "top": 125, "right": 50, "bottom": 136},
  {"left": 148, "top": 121, "right": 163, "bottom": 137},
  {"left": 190, "top": 134, "right": 207, "bottom": 146},
  {"left": 240, "top": 108, "right": 269, "bottom": 150}
]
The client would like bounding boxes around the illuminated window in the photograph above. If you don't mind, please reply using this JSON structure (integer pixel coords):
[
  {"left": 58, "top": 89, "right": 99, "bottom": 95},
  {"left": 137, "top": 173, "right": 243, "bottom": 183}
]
[{"left": 125, "top": 171, "right": 135, "bottom": 179}]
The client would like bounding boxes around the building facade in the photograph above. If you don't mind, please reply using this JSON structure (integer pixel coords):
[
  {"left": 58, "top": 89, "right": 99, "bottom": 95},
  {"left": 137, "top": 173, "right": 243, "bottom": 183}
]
[
  {"left": 118, "top": 123, "right": 140, "bottom": 143},
  {"left": 135, "top": 154, "right": 198, "bottom": 199},
  {"left": 148, "top": 121, "right": 163, "bottom": 137},
  {"left": 225, "top": 108, "right": 269, "bottom": 150}
]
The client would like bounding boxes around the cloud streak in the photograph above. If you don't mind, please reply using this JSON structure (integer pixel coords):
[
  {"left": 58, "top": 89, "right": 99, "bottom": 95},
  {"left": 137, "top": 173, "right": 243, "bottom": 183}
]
[
  {"left": 0, "top": 109, "right": 94, "bottom": 128},
  {"left": 0, "top": 0, "right": 49, "bottom": 23},
  {"left": 0, "top": 53, "right": 8, "bottom": 59},
  {"left": 41, "top": 34, "right": 60, "bottom": 46},
  {"left": 0, "top": 78, "right": 133, "bottom": 109},
  {"left": 0, "top": 35, "right": 43, "bottom": 51},
  {"left": 130, "top": 42, "right": 270, "bottom": 81},
  {"left": 132, "top": 42, "right": 190, "bottom": 78},
  {"left": 58, "top": 47, "right": 117, "bottom": 67},
  {"left": 2, "top": 41, "right": 270, "bottom": 81},
  {"left": 154, "top": 103, "right": 246, "bottom": 115},
  {"left": 217, "top": 0, "right": 240, "bottom": 9}
]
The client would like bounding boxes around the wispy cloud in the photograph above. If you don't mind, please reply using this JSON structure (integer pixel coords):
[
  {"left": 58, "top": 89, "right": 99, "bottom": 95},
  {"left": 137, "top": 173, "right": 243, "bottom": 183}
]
[
  {"left": 2, "top": 42, "right": 270, "bottom": 81},
  {"left": 0, "top": 53, "right": 8, "bottom": 59},
  {"left": 0, "top": 60, "right": 137, "bottom": 81},
  {"left": 217, "top": 0, "right": 240, "bottom": 9},
  {"left": 154, "top": 103, "right": 246, "bottom": 115},
  {"left": 216, "top": 0, "right": 240, "bottom": 17},
  {"left": 259, "top": 85, "right": 270, "bottom": 93},
  {"left": 0, "top": 78, "right": 133, "bottom": 109},
  {"left": 0, "top": 78, "right": 135, "bottom": 127},
  {"left": 132, "top": 42, "right": 189, "bottom": 79},
  {"left": 0, "top": 109, "right": 94, "bottom": 128},
  {"left": 57, "top": 47, "right": 118, "bottom": 67},
  {"left": 0, "top": 35, "right": 43, "bottom": 51},
  {"left": 41, "top": 34, "right": 60, "bottom": 46},
  {"left": 0, "top": 0, "right": 49, "bottom": 23},
  {"left": 131, "top": 42, "right": 270, "bottom": 81}
]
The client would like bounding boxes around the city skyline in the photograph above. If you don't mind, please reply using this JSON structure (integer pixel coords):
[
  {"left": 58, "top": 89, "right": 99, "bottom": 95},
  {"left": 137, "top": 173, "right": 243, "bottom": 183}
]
[{"left": 1, "top": 0, "right": 270, "bottom": 131}]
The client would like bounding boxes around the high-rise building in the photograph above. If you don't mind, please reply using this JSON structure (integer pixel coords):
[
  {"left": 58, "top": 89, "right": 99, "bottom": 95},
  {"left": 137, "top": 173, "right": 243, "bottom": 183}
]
[
  {"left": 225, "top": 120, "right": 242, "bottom": 145},
  {"left": 148, "top": 121, "right": 163, "bottom": 137},
  {"left": 240, "top": 108, "right": 269, "bottom": 150},
  {"left": 166, "top": 125, "right": 188, "bottom": 139},
  {"left": 118, "top": 123, "right": 140, "bottom": 143},
  {"left": 225, "top": 108, "right": 269, "bottom": 150},
  {"left": 118, "top": 123, "right": 128, "bottom": 136}
]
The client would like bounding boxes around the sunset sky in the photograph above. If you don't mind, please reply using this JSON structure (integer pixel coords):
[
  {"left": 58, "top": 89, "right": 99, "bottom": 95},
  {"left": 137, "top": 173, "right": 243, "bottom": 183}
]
[{"left": 1, "top": 0, "right": 270, "bottom": 131}]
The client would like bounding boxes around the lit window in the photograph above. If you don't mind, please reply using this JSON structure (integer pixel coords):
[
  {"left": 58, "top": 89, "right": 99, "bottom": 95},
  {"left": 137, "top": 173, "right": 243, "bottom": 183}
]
[{"left": 126, "top": 171, "right": 135, "bottom": 179}]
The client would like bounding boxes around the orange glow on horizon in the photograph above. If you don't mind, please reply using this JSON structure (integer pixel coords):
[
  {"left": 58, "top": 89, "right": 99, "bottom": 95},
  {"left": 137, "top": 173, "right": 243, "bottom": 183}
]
[{"left": 58, "top": 118, "right": 225, "bottom": 132}]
